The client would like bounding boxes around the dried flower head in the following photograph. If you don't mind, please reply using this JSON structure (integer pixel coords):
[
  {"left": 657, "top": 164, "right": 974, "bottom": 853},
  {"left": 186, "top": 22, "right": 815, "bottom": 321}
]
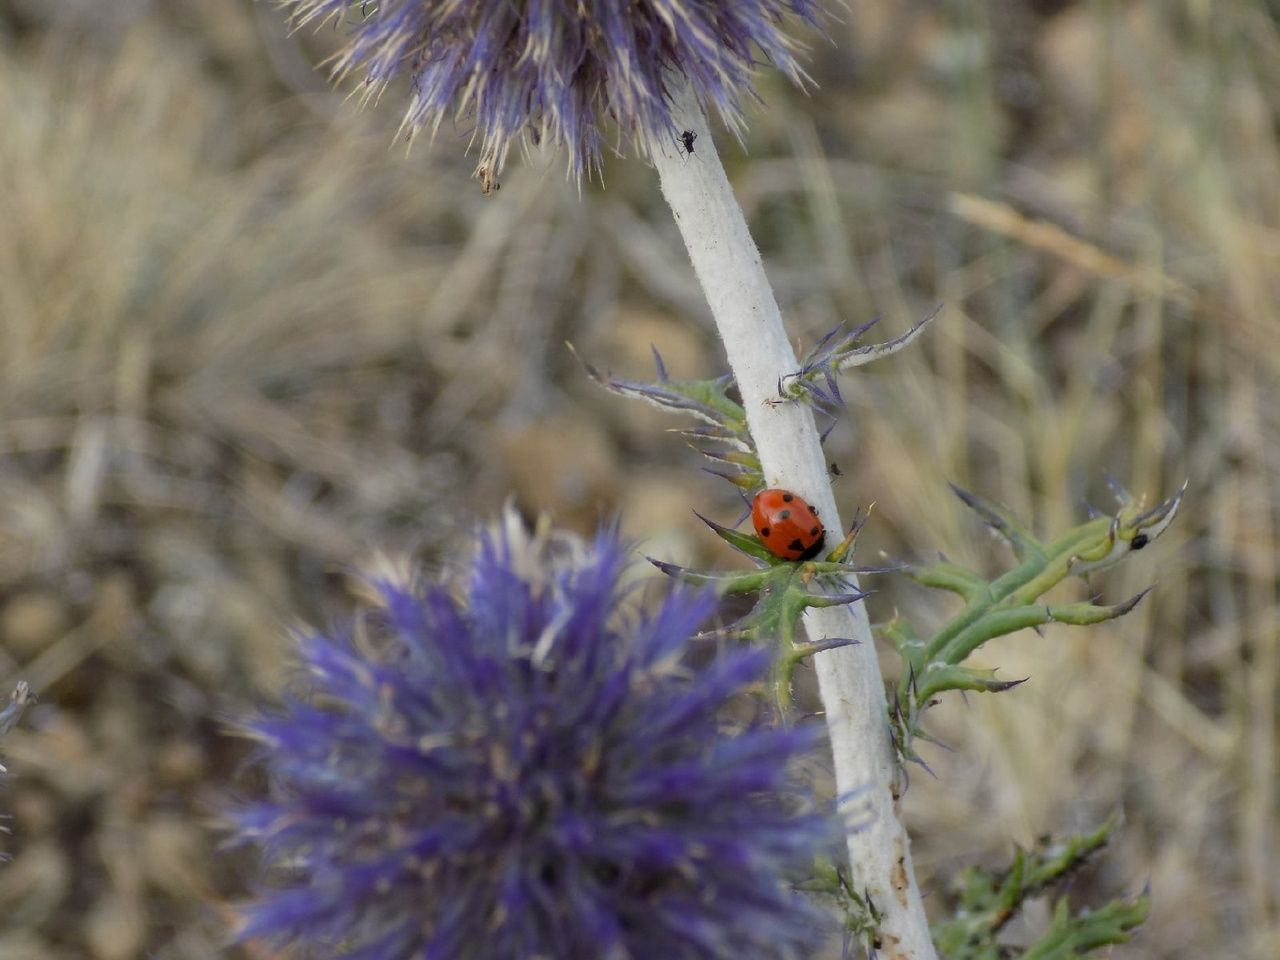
[
  {"left": 232, "top": 515, "right": 830, "bottom": 958},
  {"left": 275, "top": 0, "right": 823, "bottom": 179}
]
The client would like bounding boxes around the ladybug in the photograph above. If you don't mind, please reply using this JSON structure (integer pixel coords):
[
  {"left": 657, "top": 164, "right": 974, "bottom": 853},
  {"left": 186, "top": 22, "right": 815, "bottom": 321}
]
[{"left": 751, "top": 488, "right": 825, "bottom": 561}]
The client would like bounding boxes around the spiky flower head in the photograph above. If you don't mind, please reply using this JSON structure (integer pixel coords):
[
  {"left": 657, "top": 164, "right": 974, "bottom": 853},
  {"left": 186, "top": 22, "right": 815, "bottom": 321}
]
[
  {"left": 275, "top": 0, "right": 824, "bottom": 180},
  {"left": 232, "top": 513, "right": 831, "bottom": 959}
]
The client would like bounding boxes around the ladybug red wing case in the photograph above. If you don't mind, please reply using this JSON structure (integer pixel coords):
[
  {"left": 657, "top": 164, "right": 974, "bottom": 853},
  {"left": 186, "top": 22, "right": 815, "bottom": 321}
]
[{"left": 751, "top": 488, "right": 825, "bottom": 561}]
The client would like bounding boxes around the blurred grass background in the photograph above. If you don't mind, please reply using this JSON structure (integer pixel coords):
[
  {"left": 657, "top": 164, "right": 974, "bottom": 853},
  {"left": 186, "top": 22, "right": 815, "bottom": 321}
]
[{"left": 0, "top": 1, "right": 1276, "bottom": 957}]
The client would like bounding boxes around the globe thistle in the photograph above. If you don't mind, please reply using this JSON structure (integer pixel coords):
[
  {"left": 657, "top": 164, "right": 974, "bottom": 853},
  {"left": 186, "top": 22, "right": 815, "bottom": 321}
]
[
  {"left": 275, "top": 0, "right": 824, "bottom": 179},
  {"left": 232, "top": 515, "right": 832, "bottom": 959}
]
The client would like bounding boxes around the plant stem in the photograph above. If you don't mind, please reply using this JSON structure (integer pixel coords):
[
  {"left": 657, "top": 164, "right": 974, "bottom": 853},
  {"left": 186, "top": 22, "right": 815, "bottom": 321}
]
[{"left": 648, "top": 82, "right": 938, "bottom": 959}]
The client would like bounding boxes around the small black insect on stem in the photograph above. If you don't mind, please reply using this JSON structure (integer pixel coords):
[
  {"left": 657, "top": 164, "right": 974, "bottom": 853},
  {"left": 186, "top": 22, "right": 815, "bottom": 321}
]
[{"left": 678, "top": 130, "right": 697, "bottom": 156}]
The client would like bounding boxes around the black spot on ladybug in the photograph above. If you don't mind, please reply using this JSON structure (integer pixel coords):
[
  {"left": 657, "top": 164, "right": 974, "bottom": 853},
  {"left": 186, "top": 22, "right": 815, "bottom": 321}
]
[
  {"left": 779, "top": 510, "right": 790, "bottom": 520},
  {"left": 788, "top": 538, "right": 805, "bottom": 553},
  {"left": 1130, "top": 533, "right": 1149, "bottom": 551},
  {"left": 810, "top": 527, "right": 819, "bottom": 536},
  {"left": 797, "top": 539, "right": 824, "bottom": 561},
  {"left": 812, "top": 506, "right": 819, "bottom": 515},
  {"left": 782, "top": 493, "right": 794, "bottom": 502},
  {"left": 761, "top": 526, "right": 771, "bottom": 538}
]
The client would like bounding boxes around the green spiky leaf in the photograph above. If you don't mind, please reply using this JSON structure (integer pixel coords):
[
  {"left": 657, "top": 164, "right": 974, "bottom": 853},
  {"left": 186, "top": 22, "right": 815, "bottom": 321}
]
[
  {"left": 571, "top": 343, "right": 764, "bottom": 491},
  {"left": 652, "top": 520, "right": 880, "bottom": 710},
  {"left": 889, "top": 484, "right": 1183, "bottom": 764},
  {"left": 933, "top": 818, "right": 1146, "bottom": 960}
]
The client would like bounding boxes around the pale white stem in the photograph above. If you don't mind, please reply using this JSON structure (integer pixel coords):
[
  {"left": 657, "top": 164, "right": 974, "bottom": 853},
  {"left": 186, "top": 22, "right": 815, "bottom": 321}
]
[{"left": 647, "top": 83, "right": 938, "bottom": 960}]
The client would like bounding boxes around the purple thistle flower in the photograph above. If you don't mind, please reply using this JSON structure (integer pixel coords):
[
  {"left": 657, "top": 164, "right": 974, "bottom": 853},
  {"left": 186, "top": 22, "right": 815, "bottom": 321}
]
[
  {"left": 232, "top": 516, "right": 831, "bottom": 959},
  {"left": 275, "top": 0, "right": 824, "bottom": 179}
]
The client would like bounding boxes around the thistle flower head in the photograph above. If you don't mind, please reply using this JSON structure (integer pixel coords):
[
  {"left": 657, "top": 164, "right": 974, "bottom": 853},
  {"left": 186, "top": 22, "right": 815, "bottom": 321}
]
[
  {"left": 232, "top": 513, "right": 831, "bottom": 958},
  {"left": 277, "top": 0, "right": 824, "bottom": 179}
]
